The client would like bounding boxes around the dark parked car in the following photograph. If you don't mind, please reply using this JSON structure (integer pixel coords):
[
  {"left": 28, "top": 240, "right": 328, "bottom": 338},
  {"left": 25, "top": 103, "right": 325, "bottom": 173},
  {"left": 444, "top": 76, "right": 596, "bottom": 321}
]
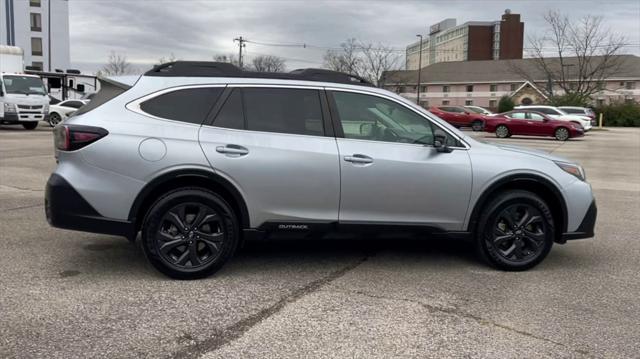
[
  {"left": 484, "top": 110, "right": 584, "bottom": 141},
  {"left": 428, "top": 106, "right": 486, "bottom": 131}
]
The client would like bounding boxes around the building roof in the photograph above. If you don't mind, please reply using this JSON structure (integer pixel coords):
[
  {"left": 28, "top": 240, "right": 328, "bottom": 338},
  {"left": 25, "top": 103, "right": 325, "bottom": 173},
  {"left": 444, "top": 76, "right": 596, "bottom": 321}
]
[{"left": 383, "top": 55, "right": 640, "bottom": 84}]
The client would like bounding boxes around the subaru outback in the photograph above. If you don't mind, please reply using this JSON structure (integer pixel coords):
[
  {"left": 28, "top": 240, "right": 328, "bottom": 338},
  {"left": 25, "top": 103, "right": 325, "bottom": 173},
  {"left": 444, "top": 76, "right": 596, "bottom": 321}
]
[{"left": 45, "top": 62, "right": 597, "bottom": 279}]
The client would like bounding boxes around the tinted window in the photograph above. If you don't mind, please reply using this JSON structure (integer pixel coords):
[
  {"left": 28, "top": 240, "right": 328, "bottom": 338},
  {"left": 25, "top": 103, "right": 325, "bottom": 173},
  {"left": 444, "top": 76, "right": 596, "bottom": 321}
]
[
  {"left": 332, "top": 91, "right": 435, "bottom": 145},
  {"left": 212, "top": 89, "right": 244, "bottom": 130},
  {"left": 140, "top": 87, "right": 223, "bottom": 124},
  {"left": 243, "top": 88, "right": 324, "bottom": 136},
  {"left": 561, "top": 108, "right": 582, "bottom": 114},
  {"left": 63, "top": 101, "right": 84, "bottom": 109}
]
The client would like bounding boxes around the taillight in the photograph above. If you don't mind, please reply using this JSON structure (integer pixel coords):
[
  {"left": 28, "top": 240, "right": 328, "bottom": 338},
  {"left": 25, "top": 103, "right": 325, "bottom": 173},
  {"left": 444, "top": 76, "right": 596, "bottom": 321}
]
[{"left": 54, "top": 125, "right": 108, "bottom": 151}]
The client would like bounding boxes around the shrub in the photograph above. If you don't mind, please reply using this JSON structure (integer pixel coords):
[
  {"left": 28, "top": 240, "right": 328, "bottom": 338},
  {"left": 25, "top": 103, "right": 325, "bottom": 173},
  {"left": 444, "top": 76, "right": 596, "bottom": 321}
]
[
  {"left": 498, "top": 95, "right": 515, "bottom": 113},
  {"left": 594, "top": 100, "right": 640, "bottom": 127},
  {"left": 548, "top": 93, "right": 590, "bottom": 107}
]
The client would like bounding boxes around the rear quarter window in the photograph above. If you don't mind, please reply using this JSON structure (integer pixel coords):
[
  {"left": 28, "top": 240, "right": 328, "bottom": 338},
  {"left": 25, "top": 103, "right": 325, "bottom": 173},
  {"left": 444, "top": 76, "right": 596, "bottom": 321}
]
[{"left": 140, "top": 87, "right": 223, "bottom": 124}]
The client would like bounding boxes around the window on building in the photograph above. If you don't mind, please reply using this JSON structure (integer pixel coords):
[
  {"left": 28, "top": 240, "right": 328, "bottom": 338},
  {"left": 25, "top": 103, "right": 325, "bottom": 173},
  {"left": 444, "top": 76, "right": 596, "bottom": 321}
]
[
  {"left": 420, "top": 100, "right": 429, "bottom": 108},
  {"left": 442, "top": 85, "right": 450, "bottom": 93},
  {"left": 31, "top": 61, "right": 43, "bottom": 70},
  {"left": 466, "top": 85, "right": 473, "bottom": 92},
  {"left": 30, "top": 0, "right": 40, "bottom": 7},
  {"left": 465, "top": 100, "right": 473, "bottom": 106},
  {"left": 31, "top": 37, "right": 43, "bottom": 56},
  {"left": 597, "top": 99, "right": 605, "bottom": 106},
  {"left": 490, "top": 84, "right": 497, "bottom": 92},
  {"left": 625, "top": 82, "right": 636, "bottom": 90},
  {"left": 243, "top": 88, "right": 324, "bottom": 136},
  {"left": 421, "top": 86, "right": 427, "bottom": 93},
  {"left": 489, "top": 100, "right": 497, "bottom": 108},
  {"left": 442, "top": 100, "right": 450, "bottom": 105},
  {"left": 140, "top": 87, "right": 223, "bottom": 124},
  {"left": 397, "top": 86, "right": 405, "bottom": 93},
  {"left": 30, "top": 13, "right": 41, "bottom": 32},
  {"left": 510, "top": 84, "right": 517, "bottom": 91},
  {"left": 625, "top": 97, "right": 634, "bottom": 103}
]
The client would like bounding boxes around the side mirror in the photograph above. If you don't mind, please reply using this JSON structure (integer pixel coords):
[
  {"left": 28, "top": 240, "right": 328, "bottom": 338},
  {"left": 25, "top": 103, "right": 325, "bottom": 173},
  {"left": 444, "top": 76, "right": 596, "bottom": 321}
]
[
  {"left": 543, "top": 118, "right": 549, "bottom": 122},
  {"left": 433, "top": 130, "right": 452, "bottom": 153}
]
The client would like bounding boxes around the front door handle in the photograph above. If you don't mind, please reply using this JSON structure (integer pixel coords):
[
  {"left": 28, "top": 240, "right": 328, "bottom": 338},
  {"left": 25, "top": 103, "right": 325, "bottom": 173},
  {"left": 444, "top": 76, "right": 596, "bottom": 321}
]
[
  {"left": 216, "top": 145, "right": 249, "bottom": 156},
  {"left": 344, "top": 154, "right": 373, "bottom": 164}
]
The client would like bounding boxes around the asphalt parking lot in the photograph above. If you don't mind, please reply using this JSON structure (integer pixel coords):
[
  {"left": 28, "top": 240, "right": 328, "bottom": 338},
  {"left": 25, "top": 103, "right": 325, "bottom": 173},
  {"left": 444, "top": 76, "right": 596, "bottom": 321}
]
[{"left": 1, "top": 124, "right": 639, "bottom": 358}]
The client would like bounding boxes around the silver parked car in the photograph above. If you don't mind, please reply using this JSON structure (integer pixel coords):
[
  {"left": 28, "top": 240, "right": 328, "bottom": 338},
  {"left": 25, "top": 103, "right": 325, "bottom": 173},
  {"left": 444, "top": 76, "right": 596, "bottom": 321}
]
[{"left": 46, "top": 62, "right": 597, "bottom": 279}]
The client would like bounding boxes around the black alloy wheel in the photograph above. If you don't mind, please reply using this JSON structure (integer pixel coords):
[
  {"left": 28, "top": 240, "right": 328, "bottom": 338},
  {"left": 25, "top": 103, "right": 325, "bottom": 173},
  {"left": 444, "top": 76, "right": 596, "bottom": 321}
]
[
  {"left": 48, "top": 113, "right": 62, "bottom": 127},
  {"left": 476, "top": 190, "right": 554, "bottom": 271},
  {"left": 142, "top": 188, "right": 238, "bottom": 279}
]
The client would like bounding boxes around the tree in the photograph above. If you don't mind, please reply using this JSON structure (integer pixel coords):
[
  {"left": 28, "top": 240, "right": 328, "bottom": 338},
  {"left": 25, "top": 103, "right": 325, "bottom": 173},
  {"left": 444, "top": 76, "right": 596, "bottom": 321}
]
[
  {"left": 251, "top": 55, "right": 286, "bottom": 72},
  {"left": 213, "top": 54, "right": 240, "bottom": 67},
  {"left": 323, "top": 38, "right": 402, "bottom": 86},
  {"left": 323, "top": 38, "right": 363, "bottom": 76},
  {"left": 157, "top": 53, "right": 177, "bottom": 65},
  {"left": 99, "top": 51, "right": 133, "bottom": 76},
  {"left": 509, "top": 11, "right": 626, "bottom": 104},
  {"left": 498, "top": 95, "right": 515, "bottom": 113}
]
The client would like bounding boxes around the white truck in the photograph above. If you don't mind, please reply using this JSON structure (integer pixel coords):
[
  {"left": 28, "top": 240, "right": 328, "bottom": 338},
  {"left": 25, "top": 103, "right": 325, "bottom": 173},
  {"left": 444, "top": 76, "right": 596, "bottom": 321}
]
[{"left": 0, "top": 45, "right": 49, "bottom": 130}]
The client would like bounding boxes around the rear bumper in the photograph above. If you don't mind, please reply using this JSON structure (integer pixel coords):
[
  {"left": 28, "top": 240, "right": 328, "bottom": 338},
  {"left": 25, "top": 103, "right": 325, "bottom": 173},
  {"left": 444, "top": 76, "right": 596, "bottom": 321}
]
[
  {"left": 561, "top": 200, "right": 597, "bottom": 241},
  {"left": 45, "top": 173, "right": 135, "bottom": 239}
]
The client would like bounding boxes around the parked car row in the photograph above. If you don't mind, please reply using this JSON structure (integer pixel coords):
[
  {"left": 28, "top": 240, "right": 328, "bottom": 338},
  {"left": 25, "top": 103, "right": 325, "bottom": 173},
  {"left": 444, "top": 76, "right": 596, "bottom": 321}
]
[{"left": 427, "top": 105, "right": 594, "bottom": 141}]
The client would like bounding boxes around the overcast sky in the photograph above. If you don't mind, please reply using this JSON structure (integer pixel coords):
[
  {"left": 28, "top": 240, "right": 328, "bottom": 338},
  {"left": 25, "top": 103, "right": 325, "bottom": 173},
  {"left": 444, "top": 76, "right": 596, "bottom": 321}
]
[{"left": 69, "top": 0, "right": 640, "bottom": 73}]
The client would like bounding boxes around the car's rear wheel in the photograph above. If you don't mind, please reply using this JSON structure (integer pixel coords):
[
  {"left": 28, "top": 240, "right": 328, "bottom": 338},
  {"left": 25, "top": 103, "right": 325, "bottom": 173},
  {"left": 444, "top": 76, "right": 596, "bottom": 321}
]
[
  {"left": 22, "top": 122, "right": 38, "bottom": 130},
  {"left": 471, "top": 120, "right": 484, "bottom": 132},
  {"left": 141, "top": 187, "right": 238, "bottom": 279},
  {"left": 48, "top": 113, "right": 62, "bottom": 127},
  {"left": 476, "top": 190, "right": 554, "bottom": 271},
  {"left": 495, "top": 125, "right": 510, "bottom": 138},
  {"left": 555, "top": 127, "right": 570, "bottom": 141}
]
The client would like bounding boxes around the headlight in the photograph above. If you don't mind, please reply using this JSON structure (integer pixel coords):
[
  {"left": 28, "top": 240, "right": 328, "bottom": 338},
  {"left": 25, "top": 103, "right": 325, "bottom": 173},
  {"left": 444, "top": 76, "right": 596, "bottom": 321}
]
[
  {"left": 555, "top": 161, "right": 586, "bottom": 181},
  {"left": 3, "top": 103, "right": 16, "bottom": 112},
  {"left": 44, "top": 103, "right": 50, "bottom": 112}
]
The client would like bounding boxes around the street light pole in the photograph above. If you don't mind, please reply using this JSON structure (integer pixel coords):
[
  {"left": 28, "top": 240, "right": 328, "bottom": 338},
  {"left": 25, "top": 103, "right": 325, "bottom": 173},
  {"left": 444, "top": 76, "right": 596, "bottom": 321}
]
[{"left": 416, "top": 34, "right": 423, "bottom": 105}]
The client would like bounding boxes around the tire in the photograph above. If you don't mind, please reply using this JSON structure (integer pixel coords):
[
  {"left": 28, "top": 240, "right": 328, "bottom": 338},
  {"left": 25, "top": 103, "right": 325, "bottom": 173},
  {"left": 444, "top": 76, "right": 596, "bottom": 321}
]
[
  {"left": 141, "top": 187, "right": 239, "bottom": 279},
  {"left": 475, "top": 190, "right": 554, "bottom": 271},
  {"left": 555, "top": 127, "right": 569, "bottom": 141},
  {"left": 471, "top": 120, "right": 484, "bottom": 132},
  {"left": 48, "top": 113, "right": 62, "bottom": 127},
  {"left": 495, "top": 125, "right": 510, "bottom": 138},
  {"left": 22, "top": 122, "right": 38, "bottom": 130}
]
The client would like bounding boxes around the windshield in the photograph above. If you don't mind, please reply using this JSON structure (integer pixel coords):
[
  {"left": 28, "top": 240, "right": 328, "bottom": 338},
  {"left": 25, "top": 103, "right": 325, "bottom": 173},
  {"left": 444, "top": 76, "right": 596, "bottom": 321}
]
[{"left": 2, "top": 75, "right": 47, "bottom": 95}]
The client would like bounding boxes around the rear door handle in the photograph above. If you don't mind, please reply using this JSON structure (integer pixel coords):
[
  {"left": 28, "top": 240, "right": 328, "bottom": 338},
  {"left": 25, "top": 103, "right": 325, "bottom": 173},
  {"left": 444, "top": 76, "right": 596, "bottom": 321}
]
[
  {"left": 216, "top": 145, "right": 249, "bottom": 156},
  {"left": 344, "top": 154, "right": 373, "bottom": 164}
]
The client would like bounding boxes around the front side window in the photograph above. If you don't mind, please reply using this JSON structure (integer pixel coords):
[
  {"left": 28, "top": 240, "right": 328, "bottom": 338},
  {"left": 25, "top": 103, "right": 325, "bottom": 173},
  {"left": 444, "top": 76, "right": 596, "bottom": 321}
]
[
  {"left": 140, "top": 87, "right": 223, "bottom": 124},
  {"left": 242, "top": 88, "right": 324, "bottom": 136},
  {"left": 332, "top": 91, "right": 435, "bottom": 146}
]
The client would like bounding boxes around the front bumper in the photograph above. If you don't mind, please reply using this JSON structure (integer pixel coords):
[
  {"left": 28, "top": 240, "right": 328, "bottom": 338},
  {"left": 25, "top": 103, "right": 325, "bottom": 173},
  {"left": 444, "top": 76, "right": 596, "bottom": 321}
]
[
  {"left": 45, "top": 173, "right": 135, "bottom": 239},
  {"left": 561, "top": 200, "right": 597, "bottom": 241},
  {"left": 0, "top": 112, "right": 46, "bottom": 124}
]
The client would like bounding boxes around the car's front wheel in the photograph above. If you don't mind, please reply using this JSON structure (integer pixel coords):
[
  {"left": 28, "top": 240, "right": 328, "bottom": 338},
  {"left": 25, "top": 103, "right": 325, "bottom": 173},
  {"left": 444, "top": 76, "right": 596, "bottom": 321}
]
[
  {"left": 22, "top": 122, "right": 38, "bottom": 130},
  {"left": 141, "top": 187, "right": 239, "bottom": 279},
  {"left": 48, "top": 113, "right": 62, "bottom": 127},
  {"left": 555, "top": 127, "right": 570, "bottom": 141},
  {"left": 476, "top": 190, "right": 554, "bottom": 271}
]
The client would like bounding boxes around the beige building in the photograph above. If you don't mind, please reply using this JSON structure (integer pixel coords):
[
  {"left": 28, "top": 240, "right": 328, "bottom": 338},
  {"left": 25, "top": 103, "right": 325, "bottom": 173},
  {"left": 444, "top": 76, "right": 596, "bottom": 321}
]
[{"left": 382, "top": 55, "right": 640, "bottom": 109}]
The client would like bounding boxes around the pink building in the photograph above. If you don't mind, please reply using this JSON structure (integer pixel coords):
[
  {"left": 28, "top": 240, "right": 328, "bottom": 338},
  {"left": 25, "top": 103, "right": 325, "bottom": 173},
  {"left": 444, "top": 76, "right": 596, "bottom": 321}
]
[{"left": 382, "top": 55, "right": 640, "bottom": 110}]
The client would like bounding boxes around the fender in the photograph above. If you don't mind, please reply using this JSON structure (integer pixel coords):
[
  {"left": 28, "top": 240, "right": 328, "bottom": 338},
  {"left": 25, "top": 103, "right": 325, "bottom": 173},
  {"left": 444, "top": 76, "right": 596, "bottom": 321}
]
[
  {"left": 466, "top": 173, "right": 568, "bottom": 236},
  {"left": 127, "top": 168, "right": 250, "bottom": 229}
]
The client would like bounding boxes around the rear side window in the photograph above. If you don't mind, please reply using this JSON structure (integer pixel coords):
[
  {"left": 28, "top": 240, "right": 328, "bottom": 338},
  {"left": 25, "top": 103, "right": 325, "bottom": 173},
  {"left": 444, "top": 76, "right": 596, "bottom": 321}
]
[
  {"left": 212, "top": 89, "right": 244, "bottom": 130},
  {"left": 243, "top": 88, "right": 324, "bottom": 136},
  {"left": 140, "top": 87, "right": 223, "bottom": 124}
]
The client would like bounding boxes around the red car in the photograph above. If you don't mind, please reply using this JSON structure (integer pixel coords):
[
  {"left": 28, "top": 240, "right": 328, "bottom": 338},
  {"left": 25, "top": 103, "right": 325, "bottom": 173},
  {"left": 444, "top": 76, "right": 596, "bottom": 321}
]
[
  {"left": 428, "top": 106, "right": 486, "bottom": 131},
  {"left": 484, "top": 110, "right": 584, "bottom": 141}
]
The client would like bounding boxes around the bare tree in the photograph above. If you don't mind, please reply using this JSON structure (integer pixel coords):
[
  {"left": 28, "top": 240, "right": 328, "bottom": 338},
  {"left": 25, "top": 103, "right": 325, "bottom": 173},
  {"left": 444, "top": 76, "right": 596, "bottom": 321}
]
[
  {"left": 359, "top": 42, "right": 402, "bottom": 86},
  {"left": 510, "top": 11, "right": 626, "bottom": 103},
  {"left": 323, "top": 38, "right": 402, "bottom": 86},
  {"left": 213, "top": 54, "right": 240, "bottom": 67},
  {"left": 251, "top": 55, "right": 286, "bottom": 72},
  {"left": 157, "top": 53, "right": 177, "bottom": 65},
  {"left": 99, "top": 51, "right": 133, "bottom": 76},
  {"left": 323, "top": 38, "right": 363, "bottom": 76}
]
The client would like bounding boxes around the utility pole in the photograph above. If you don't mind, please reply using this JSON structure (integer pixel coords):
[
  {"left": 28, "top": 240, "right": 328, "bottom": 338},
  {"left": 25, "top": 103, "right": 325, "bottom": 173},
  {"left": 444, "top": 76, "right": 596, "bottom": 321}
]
[
  {"left": 415, "top": 34, "right": 423, "bottom": 106},
  {"left": 48, "top": 0, "right": 52, "bottom": 71},
  {"left": 234, "top": 36, "right": 247, "bottom": 69}
]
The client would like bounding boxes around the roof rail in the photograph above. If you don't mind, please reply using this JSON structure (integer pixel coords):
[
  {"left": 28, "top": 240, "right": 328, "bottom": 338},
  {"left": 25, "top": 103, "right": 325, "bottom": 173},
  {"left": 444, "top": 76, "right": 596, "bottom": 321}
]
[{"left": 143, "top": 61, "right": 374, "bottom": 87}]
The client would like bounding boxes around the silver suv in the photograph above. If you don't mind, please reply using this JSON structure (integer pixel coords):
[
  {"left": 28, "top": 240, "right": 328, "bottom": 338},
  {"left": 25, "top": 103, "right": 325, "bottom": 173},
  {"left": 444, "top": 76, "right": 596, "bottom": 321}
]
[{"left": 45, "top": 62, "right": 597, "bottom": 279}]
